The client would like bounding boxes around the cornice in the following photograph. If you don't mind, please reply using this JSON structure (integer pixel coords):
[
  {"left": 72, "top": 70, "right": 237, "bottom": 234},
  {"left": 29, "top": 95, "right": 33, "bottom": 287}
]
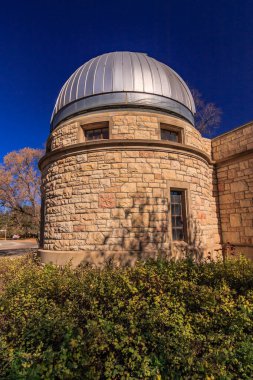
[
  {"left": 215, "top": 148, "right": 253, "bottom": 167},
  {"left": 39, "top": 139, "right": 214, "bottom": 171}
]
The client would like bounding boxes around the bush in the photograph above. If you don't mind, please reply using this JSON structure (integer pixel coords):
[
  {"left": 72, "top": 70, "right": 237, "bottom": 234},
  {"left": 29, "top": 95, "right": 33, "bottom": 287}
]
[{"left": 1, "top": 256, "right": 253, "bottom": 379}]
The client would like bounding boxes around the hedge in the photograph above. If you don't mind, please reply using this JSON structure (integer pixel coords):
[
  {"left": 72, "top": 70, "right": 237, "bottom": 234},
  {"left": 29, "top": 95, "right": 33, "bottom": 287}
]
[{"left": 0, "top": 256, "right": 253, "bottom": 379}]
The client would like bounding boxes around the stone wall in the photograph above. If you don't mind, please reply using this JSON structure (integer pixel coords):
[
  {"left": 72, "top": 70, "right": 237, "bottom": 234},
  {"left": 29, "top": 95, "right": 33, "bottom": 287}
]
[
  {"left": 50, "top": 122, "right": 79, "bottom": 151},
  {"left": 49, "top": 111, "right": 212, "bottom": 157},
  {"left": 41, "top": 137, "right": 221, "bottom": 265},
  {"left": 40, "top": 110, "right": 253, "bottom": 264},
  {"left": 212, "top": 122, "right": 253, "bottom": 256},
  {"left": 40, "top": 110, "right": 223, "bottom": 266},
  {"left": 212, "top": 121, "right": 253, "bottom": 161}
]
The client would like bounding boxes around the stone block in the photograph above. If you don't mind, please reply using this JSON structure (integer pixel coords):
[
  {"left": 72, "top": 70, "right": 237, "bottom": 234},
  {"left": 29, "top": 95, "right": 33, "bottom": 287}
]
[
  {"left": 117, "top": 198, "right": 133, "bottom": 208},
  {"left": 245, "top": 227, "right": 253, "bottom": 237},
  {"left": 121, "top": 182, "right": 137, "bottom": 193},
  {"left": 105, "top": 186, "right": 121, "bottom": 193},
  {"left": 143, "top": 174, "right": 155, "bottom": 182},
  {"left": 105, "top": 152, "right": 122, "bottom": 163},
  {"left": 128, "top": 163, "right": 151, "bottom": 174},
  {"left": 231, "top": 181, "right": 248, "bottom": 193},
  {"left": 219, "top": 194, "right": 234, "bottom": 204},
  {"left": 104, "top": 169, "right": 120, "bottom": 177},
  {"left": 240, "top": 199, "right": 252, "bottom": 207},
  {"left": 99, "top": 193, "right": 116, "bottom": 208},
  {"left": 135, "top": 130, "right": 151, "bottom": 139},
  {"left": 86, "top": 232, "right": 105, "bottom": 245},
  {"left": 139, "top": 151, "right": 154, "bottom": 158},
  {"left": 171, "top": 160, "right": 181, "bottom": 170},
  {"left": 76, "top": 154, "right": 88, "bottom": 163},
  {"left": 63, "top": 187, "right": 73, "bottom": 198},
  {"left": 73, "top": 225, "right": 87, "bottom": 232},
  {"left": 80, "top": 162, "right": 97, "bottom": 171},
  {"left": 230, "top": 214, "right": 241, "bottom": 227}
]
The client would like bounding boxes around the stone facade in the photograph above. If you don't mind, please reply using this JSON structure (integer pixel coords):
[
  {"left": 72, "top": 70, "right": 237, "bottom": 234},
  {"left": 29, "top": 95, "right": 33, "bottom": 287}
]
[
  {"left": 39, "top": 51, "right": 253, "bottom": 266},
  {"left": 40, "top": 110, "right": 253, "bottom": 265},
  {"left": 49, "top": 111, "right": 212, "bottom": 155},
  {"left": 39, "top": 110, "right": 223, "bottom": 266},
  {"left": 212, "top": 122, "right": 253, "bottom": 258}
]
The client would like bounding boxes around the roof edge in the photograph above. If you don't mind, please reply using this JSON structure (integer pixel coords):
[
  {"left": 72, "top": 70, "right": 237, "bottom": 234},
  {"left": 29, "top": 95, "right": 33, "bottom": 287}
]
[
  {"left": 212, "top": 120, "right": 253, "bottom": 141},
  {"left": 51, "top": 91, "right": 195, "bottom": 130}
]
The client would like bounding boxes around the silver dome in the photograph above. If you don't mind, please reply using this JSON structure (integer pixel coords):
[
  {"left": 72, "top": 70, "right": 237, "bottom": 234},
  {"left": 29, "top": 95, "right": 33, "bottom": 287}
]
[{"left": 51, "top": 52, "right": 195, "bottom": 129}]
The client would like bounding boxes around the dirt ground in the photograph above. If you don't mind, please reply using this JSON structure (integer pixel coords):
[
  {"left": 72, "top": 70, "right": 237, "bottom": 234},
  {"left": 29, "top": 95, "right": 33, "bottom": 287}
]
[{"left": 0, "top": 239, "right": 38, "bottom": 257}]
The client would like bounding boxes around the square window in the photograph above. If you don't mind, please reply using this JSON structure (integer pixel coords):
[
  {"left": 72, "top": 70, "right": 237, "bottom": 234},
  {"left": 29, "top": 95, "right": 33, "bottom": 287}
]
[
  {"left": 161, "top": 129, "right": 179, "bottom": 142},
  {"left": 160, "top": 124, "right": 183, "bottom": 143},
  {"left": 83, "top": 122, "right": 109, "bottom": 141}
]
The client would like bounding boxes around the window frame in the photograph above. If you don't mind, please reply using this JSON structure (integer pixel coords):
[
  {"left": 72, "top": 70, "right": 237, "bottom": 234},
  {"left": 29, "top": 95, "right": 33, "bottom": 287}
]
[
  {"left": 160, "top": 123, "right": 184, "bottom": 143},
  {"left": 170, "top": 188, "right": 188, "bottom": 242},
  {"left": 81, "top": 121, "right": 110, "bottom": 142}
]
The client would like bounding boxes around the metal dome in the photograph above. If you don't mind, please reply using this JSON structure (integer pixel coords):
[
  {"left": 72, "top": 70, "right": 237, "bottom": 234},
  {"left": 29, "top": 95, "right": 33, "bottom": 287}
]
[{"left": 51, "top": 52, "right": 196, "bottom": 129}]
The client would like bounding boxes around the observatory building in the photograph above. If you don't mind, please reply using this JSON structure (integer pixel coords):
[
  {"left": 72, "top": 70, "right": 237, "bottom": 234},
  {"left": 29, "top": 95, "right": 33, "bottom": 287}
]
[{"left": 39, "top": 52, "right": 253, "bottom": 265}]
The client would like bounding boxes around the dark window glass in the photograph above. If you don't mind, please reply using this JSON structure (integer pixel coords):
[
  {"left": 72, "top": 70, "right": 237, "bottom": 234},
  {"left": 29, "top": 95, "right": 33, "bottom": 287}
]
[
  {"left": 102, "top": 127, "right": 109, "bottom": 139},
  {"left": 171, "top": 190, "right": 186, "bottom": 241},
  {"left": 161, "top": 129, "right": 179, "bottom": 142},
  {"left": 85, "top": 127, "right": 109, "bottom": 141}
]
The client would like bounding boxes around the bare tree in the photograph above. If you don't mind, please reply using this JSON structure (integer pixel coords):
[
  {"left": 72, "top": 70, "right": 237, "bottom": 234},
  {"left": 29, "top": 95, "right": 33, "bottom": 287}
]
[
  {"left": 191, "top": 89, "right": 222, "bottom": 136},
  {"left": 0, "top": 148, "right": 43, "bottom": 235}
]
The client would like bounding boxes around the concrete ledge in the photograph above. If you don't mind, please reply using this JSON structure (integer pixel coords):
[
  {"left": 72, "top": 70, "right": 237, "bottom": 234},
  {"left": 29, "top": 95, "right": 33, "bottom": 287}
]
[
  {"left": 39, "top": 245, "right": 253, "bottom": 267},
  {"left": 38, "top": 247, "right": 220, "bottom": 267},
  {"left": 38, "top": 249, "right": 163, "bottom": 267},
  {"left": 38, "top": 250, "right": 89, "bottom": 267},
  {"left": 233, "top": 245, "right": 253, "bottom": 260}
]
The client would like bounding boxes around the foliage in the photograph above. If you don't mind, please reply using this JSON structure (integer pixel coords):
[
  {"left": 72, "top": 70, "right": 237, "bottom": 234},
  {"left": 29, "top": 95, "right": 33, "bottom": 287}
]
[
  {"left": 0, "top": 148, "right": 43, "bottom": 237},
  {"left": 192, "top": 89, "right": 222, "bottom": 136},
  {"left": 1, "top": 256, "right": 253, "bottom": 379},
  {"left": 0, "top": 208, "right": 39, "bottom": 238}
]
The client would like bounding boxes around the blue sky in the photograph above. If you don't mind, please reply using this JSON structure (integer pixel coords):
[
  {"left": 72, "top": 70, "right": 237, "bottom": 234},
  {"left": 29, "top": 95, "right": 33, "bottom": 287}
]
[{"left": 1, "top": 0, "right": 253, "bottom": 159}]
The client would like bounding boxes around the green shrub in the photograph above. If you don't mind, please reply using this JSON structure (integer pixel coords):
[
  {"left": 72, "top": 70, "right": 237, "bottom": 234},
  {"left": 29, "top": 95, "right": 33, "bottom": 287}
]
[{"left": 1, "top": 256, "right": 253, "bottom": 379}]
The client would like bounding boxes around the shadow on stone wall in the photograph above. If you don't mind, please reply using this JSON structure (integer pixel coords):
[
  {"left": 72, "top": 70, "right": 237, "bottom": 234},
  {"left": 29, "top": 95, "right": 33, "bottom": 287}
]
[
  {"left": 95, "top": 194, "right": 205, "bottom": 266},
  {"left": 173, "top": 217, "right": 205, "bottom": 262}
]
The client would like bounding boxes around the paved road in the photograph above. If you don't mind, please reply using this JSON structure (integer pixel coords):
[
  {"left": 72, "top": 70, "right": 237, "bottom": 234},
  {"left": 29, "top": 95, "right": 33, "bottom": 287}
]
[{"left": 0, "top": 240, "right": 38, "bottom": 257}]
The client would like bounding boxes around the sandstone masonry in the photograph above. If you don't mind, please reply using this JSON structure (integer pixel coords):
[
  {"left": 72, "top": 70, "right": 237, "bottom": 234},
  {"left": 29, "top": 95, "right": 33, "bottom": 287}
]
[
  {"left": 40, "top": 52, "right": 253, "bottom": 266},
  {"left": 39, "top": 110, "right": 224, "bottom": 266},
  {"left": 212, "top": 122, "right": 253, "bottom": 258}
]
